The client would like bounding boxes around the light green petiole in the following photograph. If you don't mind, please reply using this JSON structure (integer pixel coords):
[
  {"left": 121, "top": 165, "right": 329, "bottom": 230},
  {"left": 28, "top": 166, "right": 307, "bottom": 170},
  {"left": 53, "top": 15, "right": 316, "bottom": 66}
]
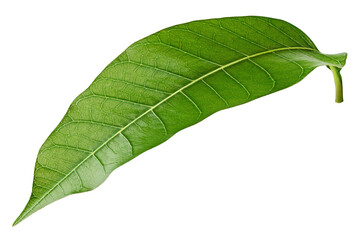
[{"left": 329, "top": 65, "right": 344, "bottom": 103}]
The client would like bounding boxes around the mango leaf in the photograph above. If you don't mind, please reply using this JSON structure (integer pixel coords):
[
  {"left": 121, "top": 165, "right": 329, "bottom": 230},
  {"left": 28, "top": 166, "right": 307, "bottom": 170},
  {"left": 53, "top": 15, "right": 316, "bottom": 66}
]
[{"left": 14, "top": 16, "right": 347, "bottom": 225}]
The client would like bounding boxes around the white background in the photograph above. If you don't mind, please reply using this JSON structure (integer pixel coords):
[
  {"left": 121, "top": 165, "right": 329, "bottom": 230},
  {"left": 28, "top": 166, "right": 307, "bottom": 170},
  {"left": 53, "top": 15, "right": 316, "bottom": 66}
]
[{"left": 1, "top": 0, "right": 359, "bottom": 239}]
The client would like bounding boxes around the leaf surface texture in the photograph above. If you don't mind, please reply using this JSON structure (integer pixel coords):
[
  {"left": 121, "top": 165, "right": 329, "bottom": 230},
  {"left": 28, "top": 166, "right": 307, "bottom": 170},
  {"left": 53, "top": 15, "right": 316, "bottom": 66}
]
[{"left": 14, "top": 16, "right": 347, "bottom": 225}]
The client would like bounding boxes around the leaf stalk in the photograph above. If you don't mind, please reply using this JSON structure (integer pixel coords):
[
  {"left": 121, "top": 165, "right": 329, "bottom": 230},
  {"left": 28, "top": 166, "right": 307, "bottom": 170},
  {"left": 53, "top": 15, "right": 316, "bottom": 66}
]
[{"left": 329, "top": 65, "right": 344, "bottom": 103}]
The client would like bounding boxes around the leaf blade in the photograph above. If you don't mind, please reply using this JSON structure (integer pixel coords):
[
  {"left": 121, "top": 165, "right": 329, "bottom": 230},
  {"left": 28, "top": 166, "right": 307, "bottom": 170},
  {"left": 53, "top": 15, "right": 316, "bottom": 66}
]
[{"left": 14, "top": 16, "right": 347, "bottom": 225}]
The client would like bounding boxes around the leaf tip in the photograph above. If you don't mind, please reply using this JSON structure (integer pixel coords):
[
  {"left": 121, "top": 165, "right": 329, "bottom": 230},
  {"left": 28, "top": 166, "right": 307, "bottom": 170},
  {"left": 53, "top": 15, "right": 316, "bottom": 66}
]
[
  {"left": 13, "top": 203, "right": 31, "bottom": 227},
  {"left": 12, "top": 216, "right": 22, "bottom": 227}
]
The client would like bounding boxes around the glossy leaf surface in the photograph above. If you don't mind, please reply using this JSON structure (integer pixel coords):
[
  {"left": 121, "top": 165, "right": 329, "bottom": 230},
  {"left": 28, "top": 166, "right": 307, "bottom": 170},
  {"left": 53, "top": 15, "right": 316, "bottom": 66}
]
[{"left": 14, "top": 16, "right": 347, "bottom": 225}]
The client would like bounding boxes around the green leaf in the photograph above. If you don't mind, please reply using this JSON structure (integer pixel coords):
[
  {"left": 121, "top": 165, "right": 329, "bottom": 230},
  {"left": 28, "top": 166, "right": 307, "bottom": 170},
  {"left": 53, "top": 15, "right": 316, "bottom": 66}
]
[{"left": 14, "top": 16, "right": 347, "bottom": 225}]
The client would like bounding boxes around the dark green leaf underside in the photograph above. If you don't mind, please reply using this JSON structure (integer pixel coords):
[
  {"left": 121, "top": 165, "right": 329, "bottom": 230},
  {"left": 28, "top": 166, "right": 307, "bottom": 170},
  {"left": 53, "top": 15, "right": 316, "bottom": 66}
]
[{"left": 14, "top": 16, "right": 347, "bottom": 226}]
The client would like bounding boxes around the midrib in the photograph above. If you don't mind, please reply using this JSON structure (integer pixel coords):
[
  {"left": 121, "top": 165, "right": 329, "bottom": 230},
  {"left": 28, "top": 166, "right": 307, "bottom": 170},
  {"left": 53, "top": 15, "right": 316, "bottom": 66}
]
[{"left": 17, "top": 46, "right": 316, "bottom": 222}]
